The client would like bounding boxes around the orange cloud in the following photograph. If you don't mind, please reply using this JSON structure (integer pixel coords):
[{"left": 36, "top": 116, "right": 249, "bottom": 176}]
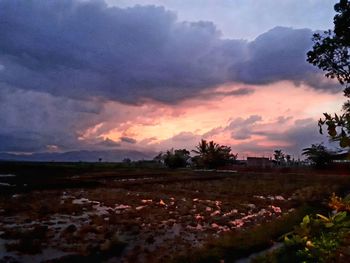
[{"left": 86, "top": 81, "right": 343, "bottom": 155}]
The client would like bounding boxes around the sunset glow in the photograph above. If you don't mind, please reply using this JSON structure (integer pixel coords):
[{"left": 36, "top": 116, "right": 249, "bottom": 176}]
[
  {"left": 0, "top": 0, "right": 343, "bottom": 160},
  {"left": 89, "top": 81, "right": 344, "bottom": 156}
]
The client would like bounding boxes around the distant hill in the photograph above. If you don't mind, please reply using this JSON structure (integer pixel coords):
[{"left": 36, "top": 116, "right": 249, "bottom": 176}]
[{"left": 0, "top": 149, "right": 157, "bottom": 162}]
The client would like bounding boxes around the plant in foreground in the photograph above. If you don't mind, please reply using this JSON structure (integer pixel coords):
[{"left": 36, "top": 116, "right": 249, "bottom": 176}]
[{"left": 283, "top": 194, "right": 350, "bottom": 262}]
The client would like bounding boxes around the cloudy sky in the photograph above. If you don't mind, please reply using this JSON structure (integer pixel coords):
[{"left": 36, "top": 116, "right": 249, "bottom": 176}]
[{"left": 0, "top": 0, "right": 344, "bottom": 158}]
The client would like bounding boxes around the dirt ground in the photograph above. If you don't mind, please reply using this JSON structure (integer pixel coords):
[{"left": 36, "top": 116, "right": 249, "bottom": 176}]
[{"left": 0, "top": 164, "right": 348, "bottom": 262}]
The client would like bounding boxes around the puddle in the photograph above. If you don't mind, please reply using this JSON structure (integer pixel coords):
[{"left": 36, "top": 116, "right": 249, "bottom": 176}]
[
  {"left": 236, "top": 242, "right": 283, "bottom": 263},
  {"left": 0, "top": 245, "right": 72, "bottom": 263},
  {"left": 0, "top": 235, "right": 7, "bottom": 256},
  {"left": 0, "top": 183, "right": 12, "bottom": 187},
  {"left": 72, "top": 198, "right": 91, "bottom": 205},
  {"left": 70, "top": 196, "right": 133, "bottom": 216},
  {"left": 0, "top": 174, "right": 16, "bottom": 178},
  {"left": 0, "top": 189, "right": 293, "bottom": 263},
  {"left": 118, "top": 177, "right": 154, "bottom": 182}
]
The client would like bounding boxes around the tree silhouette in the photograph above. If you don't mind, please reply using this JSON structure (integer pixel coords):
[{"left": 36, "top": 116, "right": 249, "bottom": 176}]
[
  {"left": 157, "top": 148, "right": 190, "bottom": 169},
  {"left": 307, "top": 0, "right": 350, "bottom": 88},
  {"left": 302, "top": 144, "right": 334, "bottom": 168},
  {"left": 273, "top": 150, "right": 285, "bottom": 164},
  {"left": 307, "top": 0, "right": 350, "bottom": 148},
  {"left": 192, "top": 139, "right": 237, "bottom": 169},
  {"left": 285, "top": 154, "right": 291, "bottom": 163}
]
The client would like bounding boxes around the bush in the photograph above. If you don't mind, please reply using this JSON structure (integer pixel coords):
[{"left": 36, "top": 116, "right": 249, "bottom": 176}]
[{"left": 155, "top": 149, "right": 190, "bottom": 169}]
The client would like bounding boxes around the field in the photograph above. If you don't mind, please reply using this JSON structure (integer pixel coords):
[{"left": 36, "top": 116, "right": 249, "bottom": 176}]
[{"left": 0, "top": 162, "right": 350, "bottom": 263}]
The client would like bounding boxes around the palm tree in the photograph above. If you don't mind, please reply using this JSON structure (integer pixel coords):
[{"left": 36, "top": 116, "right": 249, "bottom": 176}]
[
  {"left": 302, "top": 144, "right": 334, "bottom": 168},
  {"left": 192, "top": 139, "right": 237, "bottom": 169},
  {"left": 192, "top": 139, "right": 209, "bottom": 156}
]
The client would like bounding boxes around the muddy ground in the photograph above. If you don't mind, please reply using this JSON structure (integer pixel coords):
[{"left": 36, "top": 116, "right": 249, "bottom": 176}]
[{"left": 0, "top": 163, "right": 348, "bottom": 262}]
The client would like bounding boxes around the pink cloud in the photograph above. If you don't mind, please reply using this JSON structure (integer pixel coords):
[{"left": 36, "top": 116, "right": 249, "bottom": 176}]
[{"left": 79, "top": 81, "right": 343, "bottom": 156}]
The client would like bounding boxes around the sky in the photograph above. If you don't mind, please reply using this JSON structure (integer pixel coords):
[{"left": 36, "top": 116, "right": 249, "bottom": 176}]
[{"left": 0, "top": 0, "right": 344, "bottom": 159}]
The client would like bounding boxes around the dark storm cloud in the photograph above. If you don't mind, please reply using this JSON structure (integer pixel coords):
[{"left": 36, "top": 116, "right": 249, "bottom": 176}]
[
  {"left": 228, "top": 115, "right": 262, "bottom": 140},
  {"left": 228, "top": 115, "right": 262, "bottom": 129},
  {"left": 0, "top": 0, "right": 242, "bottom": 104},
  {"left": 275, "top": 119, "right": 325, "bottom": 156},
  {"left": 0, "top": 86, "right": 103, "bottom": 152},
  {"left": 0, "top": 0, "right": 339, "bottom": 107},
  {"left": 197, "top": 87, "right": 256, "bottom": 100},
  {"left": 229, "top": 27, "right": 339, "bottom": 91},
  {"left": 154, "top": 131, "right": 201, "bottom": 150},
  {"left": 120, "top": 137, "right": 137, "bottom": 144},
  {"left": 0, "top": 133, "right": 45, "bottom": 152},
  {"left": 264, "top": 118, "right": 324, "bottom": 148},
  {"left": 225, "top": 117, "right": 325, "bottom": 157},
  {"left": 0, "top": 0, "right": 339, "bottom": 153},
  {"left": 96, "top": 138, "right": 121, "bottom": 147}
]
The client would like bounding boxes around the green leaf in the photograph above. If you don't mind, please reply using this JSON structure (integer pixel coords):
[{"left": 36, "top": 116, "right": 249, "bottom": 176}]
[
  {"left": 324, "top": 113, "right": 331, "bottom": 120},
  {"left": 333, "top": 211, "right": 347, "bottom": 223},
  {"left": 343, "top": 194, "right": 350, "bottom": 202},
  {"left": 316, "top": 214, "right": 330, "bottom": 222},
  {"left": 328, "top": 126, "right": 337, "bottom": 137},
  {"left": 335, "top": 113, "right": 340, "bottom": 122},
  {"left": 340, "top": 137, "right": 350, "bottom": 148},
  {"left": 302, "top": 215, "right": 310, "bottom": 225},
  {"left": 325, "top": 222, "right": 334, "bottom": 228}
]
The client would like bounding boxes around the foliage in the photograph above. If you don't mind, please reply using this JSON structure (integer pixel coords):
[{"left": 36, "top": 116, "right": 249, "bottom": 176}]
[
  {"left": 273, "top": 150, "right": 285, "bottom": 161},
  {"left": 273, "top": 150, "right": 285, "bottom": 164},
  {"left": 155, "top": 148, "right": 191, "bottom": 169},
  {"left": 253, "top": 193, "right": 350, "bottom": 263},
  {"left": 283, "top": 211, "right": 350, "bottom": 262},
  {"left": 307, "top": 0, "right": 350, "bottom": 87},
  {"left": 278, "top": 193, "right": 350, "bottom": 262},
  {"left": 273, "top": 150, "right": 295, "bottom": 166},
  {"left": 122, "top": 158, "right": 131, "bottom": 164},
  {"left": 329, "top": 192, "right": 350, "bottom": 212},
  {"left": 302, "top": 143, "right": 334, "bottom": 168},
  {"left": 318, "top": 112, "right": 350, "bottom": 147},
  {"left": 191, "top": 139, "right": 237, "bottom": 169},
  {"left": 285, "top": 154, "right": 291, "bottom": 163},
  {"left": 307, "top": 0, "right": 350, "bottom": 148}
]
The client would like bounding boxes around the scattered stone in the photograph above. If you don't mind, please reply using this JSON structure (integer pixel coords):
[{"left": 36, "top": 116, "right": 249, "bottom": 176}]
[
  {"left": 72, "top": 198, "right": 91, "bottom": 205},
  {"left": 210, "top": 210, "right": 221, "bottom": 217},
  {"left": 247, "top": 204, "right": 256, "bottom": 209},
  {"left": 115, "top": 204, "right": 131, "bottom": 210},
  {"left": 211, "top": 223, "right": 220, "bottom": 229},
  {"left": 275, "top": 195, "right": 285, "bottom": 201},
  {"left": 269, "top": 205, "right": 282, "bottom": 213},
  {"left": 222, "top": 209, "right": 238, "bottom": 217},
  {"left": 195, "top": 214, "right": 204, "bottom": 221}
]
